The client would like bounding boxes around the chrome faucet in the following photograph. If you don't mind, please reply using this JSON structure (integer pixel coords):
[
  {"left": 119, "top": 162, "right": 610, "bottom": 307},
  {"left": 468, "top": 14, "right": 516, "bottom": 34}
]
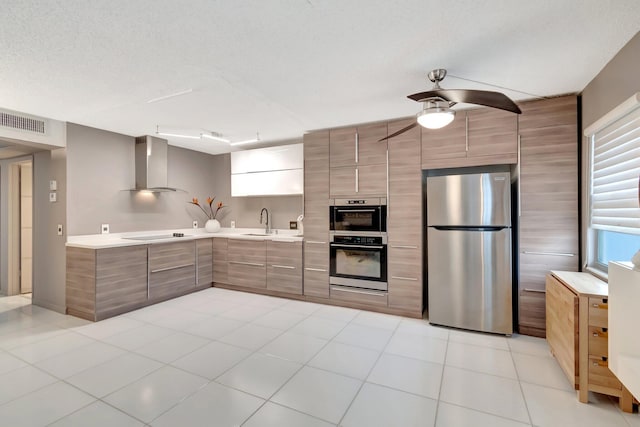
[{"left": 260, "top": 208, "right": 271, "bottom": 234}]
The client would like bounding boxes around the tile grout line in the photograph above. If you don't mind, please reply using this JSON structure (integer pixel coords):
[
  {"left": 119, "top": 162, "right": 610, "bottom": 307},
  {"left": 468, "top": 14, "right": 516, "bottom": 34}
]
[
  {"left": 508, "top": 337, "right": 535, "bottom": 426},
  {"left": 335, "top": 314, "right": 403, "bottom": 427},
  {"left": 432, "top": 330, "right": 450, "bottom": 427}
]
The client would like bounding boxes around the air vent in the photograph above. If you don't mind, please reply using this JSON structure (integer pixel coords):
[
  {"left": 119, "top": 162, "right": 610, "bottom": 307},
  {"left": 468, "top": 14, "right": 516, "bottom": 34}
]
[{"left": 0, "top": 111, "right": 46, "bottom": 134}]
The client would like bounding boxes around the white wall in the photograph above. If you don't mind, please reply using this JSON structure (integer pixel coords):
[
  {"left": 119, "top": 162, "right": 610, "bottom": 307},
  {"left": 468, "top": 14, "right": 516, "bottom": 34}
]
[{"left": 65, "top": 123, "right": 219, "bottom": 235}]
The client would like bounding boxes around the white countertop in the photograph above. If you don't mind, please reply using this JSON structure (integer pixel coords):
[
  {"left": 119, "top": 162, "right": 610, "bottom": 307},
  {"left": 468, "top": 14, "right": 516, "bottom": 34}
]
[{"left": 66, "top": 227, "right": 303, "bottom": 249}]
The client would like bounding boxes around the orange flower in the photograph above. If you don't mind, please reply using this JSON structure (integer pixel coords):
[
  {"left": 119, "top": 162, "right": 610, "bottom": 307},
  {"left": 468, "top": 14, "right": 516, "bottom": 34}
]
[
  {"left": 217, "top": 201, "right": 223, "bottom": 208},
  {"left": 206, "top": 197, "right": 214, "bottom": 205},
  {"left": 192, "top": 197, "right": 199, "bottom": 205}
]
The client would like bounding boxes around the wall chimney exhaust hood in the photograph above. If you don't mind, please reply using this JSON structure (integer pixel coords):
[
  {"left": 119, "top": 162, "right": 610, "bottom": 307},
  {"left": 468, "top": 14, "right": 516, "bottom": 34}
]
[{"left": 132, "top": 135, "right": 178, "bottom": 192}]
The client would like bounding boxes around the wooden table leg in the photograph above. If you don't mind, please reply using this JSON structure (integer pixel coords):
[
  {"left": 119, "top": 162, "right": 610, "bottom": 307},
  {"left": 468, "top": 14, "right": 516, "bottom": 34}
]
[{"left": 620, "top": 386, "right": 634, "bottom": 413}]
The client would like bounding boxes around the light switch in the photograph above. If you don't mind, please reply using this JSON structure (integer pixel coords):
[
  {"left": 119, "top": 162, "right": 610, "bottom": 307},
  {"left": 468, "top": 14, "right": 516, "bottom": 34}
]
[
  {"left": 231, "top": 220, "right": 236, "bottom": 228},
  {"left": 49, "top": 180, "right": 57, "bottom": 191},
  {"left": 101, "top": 224, "right": 110, "bottom": 234},
  {"left": 192, "top": 220, "right": 198, "bottom": 229},
  {"left": 57, "top": 224, "right": 63, "bottom": 236},
  {"left": 49, "top": 192, "right": 57, "bottom": 202}
]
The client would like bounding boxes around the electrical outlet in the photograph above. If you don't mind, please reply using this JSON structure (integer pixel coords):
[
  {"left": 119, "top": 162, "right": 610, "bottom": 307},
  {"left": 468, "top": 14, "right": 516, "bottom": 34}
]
[
  {"left": 101, "top": 224, "right": 110, "bottom": 234},
  {"left": 49, "top": 192, "right": 57, "bottom": 202},
  {"left": 57, "top": 224, "right": 63, "bottom": 236},
  {"left": 192, "top": 220, "right": 198, "bottom": 229},
  {"left": 230, "top": 220, "right": 236, "bottom": 228}
]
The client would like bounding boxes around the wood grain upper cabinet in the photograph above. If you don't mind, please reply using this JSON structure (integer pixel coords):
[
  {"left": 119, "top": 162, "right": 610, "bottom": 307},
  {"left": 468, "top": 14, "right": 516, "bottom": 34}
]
[
  {"left": 466, "top": 108, "right": 518, "bottom": 162},
  {"left": 421, "top": 107, "right": 517, "bottom": 169},
  {"left": 421, "top": 112, "right": 467, "bottom": 168},
  {"left": 329, "top": 122, "right": 387, "bottom": 197},
  {"left": 227, "top": 239, "right": 267, "bottom": 289},
  {"left": 517, "top": 95, "right": 579, "bottom": 338},
  {"left": 387, "top": 118, "right": 423, "bottom": 315},
  {"left": 148, "top": 241, "right": 196, "bottom": 301},
  {"left": 267, "top": 240, "right": 302, "bottom": 295},
  {"left": 329, "top": 123, "right": 387, "bottom": 167},
  {"left": 303, "top": 131, "right": 330, "bottom": 299}
]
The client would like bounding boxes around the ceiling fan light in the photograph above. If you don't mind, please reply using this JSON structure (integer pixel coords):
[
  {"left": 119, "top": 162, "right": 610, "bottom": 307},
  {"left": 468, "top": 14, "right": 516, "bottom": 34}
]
[{"left": 416, "top": 107, "right": 455, "bottom": 129}]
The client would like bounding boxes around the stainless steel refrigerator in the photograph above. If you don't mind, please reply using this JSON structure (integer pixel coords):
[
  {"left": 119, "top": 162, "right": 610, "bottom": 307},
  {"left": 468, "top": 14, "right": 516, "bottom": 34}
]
[{"left": 426, "top": 171, "right": 513, "bottom": 335}]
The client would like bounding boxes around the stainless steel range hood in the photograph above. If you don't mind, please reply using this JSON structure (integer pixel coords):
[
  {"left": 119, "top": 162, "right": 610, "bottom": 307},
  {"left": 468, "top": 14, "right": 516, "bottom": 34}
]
[{"left": 132, "top": 135, "right": 177, "bottom": 192}]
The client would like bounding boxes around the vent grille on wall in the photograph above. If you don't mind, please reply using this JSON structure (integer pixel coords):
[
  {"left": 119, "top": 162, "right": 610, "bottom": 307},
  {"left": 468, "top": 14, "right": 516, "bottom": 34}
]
[{"left": 0, "top": 111, "right": 46, "bottom": 134}]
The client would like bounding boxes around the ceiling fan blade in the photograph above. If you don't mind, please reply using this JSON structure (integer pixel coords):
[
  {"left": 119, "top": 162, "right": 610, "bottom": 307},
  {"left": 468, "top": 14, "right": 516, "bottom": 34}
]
[
  {"left": 379, "top": 122, "right": 418, "bottom": 141},
  {"left": 408, "top": 89, "right": 521, "bottom": 114}
]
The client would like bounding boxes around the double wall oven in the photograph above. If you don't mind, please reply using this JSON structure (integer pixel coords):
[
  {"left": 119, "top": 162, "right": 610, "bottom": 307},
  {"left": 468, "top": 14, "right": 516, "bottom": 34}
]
[{"left": 329, "top": 198, "right": 387, "bottom": 292}]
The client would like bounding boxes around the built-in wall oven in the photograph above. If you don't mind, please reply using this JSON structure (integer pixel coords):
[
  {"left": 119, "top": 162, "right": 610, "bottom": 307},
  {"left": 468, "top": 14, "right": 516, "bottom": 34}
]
[
  {"left": 330, "top": 198, "right": 386, "bottom": 233},
  {"left": 329, "top": 198, "right": 388, "bottom": 291},
  {"left": 329, "top": 234, "right": 387, "bottom": 291}
]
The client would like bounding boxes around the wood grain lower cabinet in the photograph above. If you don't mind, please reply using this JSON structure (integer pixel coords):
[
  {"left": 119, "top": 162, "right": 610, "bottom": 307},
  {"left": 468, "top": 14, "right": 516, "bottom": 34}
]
[
  {"left": 227, "top": 239, "right": 266, "bottom": 289},
  {"left": 66, "top": 245, "right": 148, "bottom": 321},
  {"left": 303, "top": 240, "right": 329, "bottom": 298},
  {"left": 546, "top": 271, "right": 634, "bottom": 412},
  {"left": 213, "top": 238, "right": 229, "bottom": 284},
  {"left": 387, "top": 245, "right": 422, "bottom": 313},
  {"left": 148, "top": 241, "right": 196, "bottom": 300},
  {"left": 267, "top": 240, "right": 302, "bottom": 295},
  {"left": 196, "top": 239, "right": 213, "bottom": 286}
]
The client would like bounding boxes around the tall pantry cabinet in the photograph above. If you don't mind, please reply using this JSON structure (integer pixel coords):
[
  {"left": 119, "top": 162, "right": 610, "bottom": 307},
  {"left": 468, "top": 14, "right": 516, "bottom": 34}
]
[
  {"left": 303, "top": 130, "right": 331, "bottom": 298},
  {"left": 517, "top": 95, "right": 579, "bottom": 337},
  {"left": 387, "top": 118, "right": 423, "bottom": 315}
]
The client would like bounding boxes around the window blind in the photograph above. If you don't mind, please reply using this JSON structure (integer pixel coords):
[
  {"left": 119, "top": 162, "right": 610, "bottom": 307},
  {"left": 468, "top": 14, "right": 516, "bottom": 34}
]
[{"left": 590, "top": 105, "right": 640, "bottom": 235}]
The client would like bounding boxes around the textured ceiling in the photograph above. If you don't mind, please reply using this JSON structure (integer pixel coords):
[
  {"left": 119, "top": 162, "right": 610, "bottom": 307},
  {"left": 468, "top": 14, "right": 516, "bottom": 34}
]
[{"left": 1, "top": 0, "right": 639, "bottom": 154}]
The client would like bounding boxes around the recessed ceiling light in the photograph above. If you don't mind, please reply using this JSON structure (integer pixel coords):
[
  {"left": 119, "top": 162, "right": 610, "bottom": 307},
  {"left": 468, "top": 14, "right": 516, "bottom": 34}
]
[{"left": 230, "top": 132, "right": 261, "bottom": 146}]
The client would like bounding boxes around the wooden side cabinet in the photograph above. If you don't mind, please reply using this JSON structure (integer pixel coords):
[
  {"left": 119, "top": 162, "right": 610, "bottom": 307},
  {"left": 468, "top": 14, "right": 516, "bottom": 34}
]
[{"left": 546, "top": 271, "right": 634, "bottom": 412}]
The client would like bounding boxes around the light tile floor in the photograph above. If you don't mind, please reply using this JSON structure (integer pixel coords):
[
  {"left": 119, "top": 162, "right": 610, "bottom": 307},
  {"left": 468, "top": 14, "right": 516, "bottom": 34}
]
[{"left": 0, "top": 289, "right": 637, "bottom": 426}]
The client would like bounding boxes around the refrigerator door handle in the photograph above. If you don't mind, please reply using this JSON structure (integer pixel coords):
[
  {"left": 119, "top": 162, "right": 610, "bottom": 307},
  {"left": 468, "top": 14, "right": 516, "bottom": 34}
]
[{"left": 432, "top": 226, "right": 507, "bottom": 232}]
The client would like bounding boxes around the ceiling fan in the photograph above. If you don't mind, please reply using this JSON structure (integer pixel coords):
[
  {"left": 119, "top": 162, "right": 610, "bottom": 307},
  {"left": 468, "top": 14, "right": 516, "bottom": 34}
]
[{"left": 381, "top": 69, "right": 522, "bottom": 141}]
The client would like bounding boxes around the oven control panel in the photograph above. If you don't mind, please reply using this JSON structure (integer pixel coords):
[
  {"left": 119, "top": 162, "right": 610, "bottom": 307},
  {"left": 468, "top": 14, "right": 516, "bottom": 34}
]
[{"left": 332, "top": 235, "right": 384, "bottom": 245}]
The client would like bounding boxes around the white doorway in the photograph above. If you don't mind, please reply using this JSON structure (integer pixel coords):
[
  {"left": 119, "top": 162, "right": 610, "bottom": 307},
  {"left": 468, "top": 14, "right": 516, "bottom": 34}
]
[{"left": 6, "top": 159, "right": 33, "bottom": 297}]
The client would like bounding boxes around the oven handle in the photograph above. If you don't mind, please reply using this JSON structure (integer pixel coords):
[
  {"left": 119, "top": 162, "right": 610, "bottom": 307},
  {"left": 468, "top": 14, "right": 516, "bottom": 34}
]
[
  {"left": 330, "top": 244, "right": 385, "bottom": 249},
  {"left": 335, "top": 209, "right": 376, "bottom": 213}
]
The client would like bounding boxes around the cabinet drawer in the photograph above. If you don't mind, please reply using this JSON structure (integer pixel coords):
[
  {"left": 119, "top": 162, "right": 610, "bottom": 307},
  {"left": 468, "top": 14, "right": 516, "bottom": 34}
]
[
  {"left": 267, "top": 241, "right": 302, "bottom": 295},
  {"left": 304, "top": 266, "right": 329, "bottom": 298},
  {"left": 304, "top": 241, "right": 329, "bottom": 269},
  {"left": 330, "top": 285, "right": 388, "bottom": 308},
  {"left": 588, "top": 326, "right": 608, "bottom": 357},
  {"left": 589, "top": 297, "right": 608, "bottom": 328},
  {"left": 149, "top": 265, "right": 196, "bottom": 300},
  {"left": 148, "top": 241, "right": 195, "bottom": 271},
  {"left": 588, "top": 356, "right": 622, "bottom": 390},
  {"left": 228, "top": 262, "right": 266, "bottom": 289}
]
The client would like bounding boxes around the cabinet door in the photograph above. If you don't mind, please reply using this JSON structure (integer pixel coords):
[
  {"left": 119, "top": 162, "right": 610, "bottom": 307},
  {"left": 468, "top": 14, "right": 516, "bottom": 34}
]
[
  {"left": 357, "top": 164, "right": 387, "bottom": 196},
  {"left": 467, "top": 108, "right": 517, "bottom": 163},
  {"left": 387, "top": 118, "right": 423, "bottom": 314},
  {"left": 517, "top": 95, "right": 578, "bottom": 337},
  {"left": 148, "top": 241, "right": 196, "bottom": 300},
  {"left": 196, "top": 239, "right": 213, "bottom": 286},
  {"left": 213, "top": 238, "right": 228, "bottom": 284},
  {"left": 96, "top": 245, "right": 148, "bottom": 319},
  {"left": 421, "top": 112, "right": 467, "bottom": 168},
  {"left": 329, "top": 126, "right": 357, "bottom": 167},
  {"left": 304, "top": 241, "right": 329, "bottom": 298},
  {"left": 228, "top": 239, "right": 266, "bottom": 289},
  {"left": 329, "top": 166, "right": 356, "bottom": 197},
  {"left": 357, "top": 122, "right": 388, "bottom": 165},
  {"left": 267, "top": 241, "right": 302, "bottom": 295}
]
